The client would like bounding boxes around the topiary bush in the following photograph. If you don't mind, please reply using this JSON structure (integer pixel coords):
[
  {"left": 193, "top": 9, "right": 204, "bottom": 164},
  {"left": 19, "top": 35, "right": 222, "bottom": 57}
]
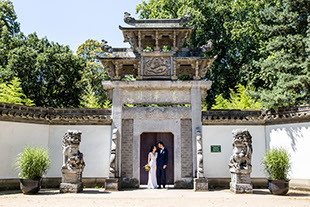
[
  {"left": 15, "top": 146, "right": 51, "bottom": 179},
  {"left": 262, "top": 147, "right": 291, "bottom": 180}
]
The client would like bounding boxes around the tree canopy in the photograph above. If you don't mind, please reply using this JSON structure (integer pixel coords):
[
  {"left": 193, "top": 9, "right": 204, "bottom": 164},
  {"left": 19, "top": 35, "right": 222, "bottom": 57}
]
[
  {"left": 0, "top": 0, "right": 309, "bottom": 110},
  {"left": 0, "top": 0, "right": 85, "bottom": 107},
  {"left": 77, "top": 39, "right": 110, "bottom": 106},
  {"left": 251, "top": 0, "right": 310, "bottom": 109},
  {"left": 136, "top": 0, "right": 310, "bottom": 109}
]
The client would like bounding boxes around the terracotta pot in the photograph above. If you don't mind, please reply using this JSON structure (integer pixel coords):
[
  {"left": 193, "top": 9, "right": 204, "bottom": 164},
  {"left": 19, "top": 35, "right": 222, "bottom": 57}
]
[
  {"left": 20, "top": 178, "right": 41, "bottom": 194},
  {"left": 268, "top": 179, "right": 289, "bottom": 195}
]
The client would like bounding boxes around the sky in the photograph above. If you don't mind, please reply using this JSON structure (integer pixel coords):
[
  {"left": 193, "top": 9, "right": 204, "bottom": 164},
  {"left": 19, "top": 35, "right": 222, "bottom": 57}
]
[{"left": 13, "top": 0, "right": 144, "bottom": 53}]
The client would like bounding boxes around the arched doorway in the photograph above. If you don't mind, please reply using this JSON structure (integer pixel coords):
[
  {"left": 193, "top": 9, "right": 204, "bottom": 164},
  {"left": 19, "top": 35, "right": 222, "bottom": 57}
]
[{"left": 140, "top": 132, "right": 174, "bottom": 185}]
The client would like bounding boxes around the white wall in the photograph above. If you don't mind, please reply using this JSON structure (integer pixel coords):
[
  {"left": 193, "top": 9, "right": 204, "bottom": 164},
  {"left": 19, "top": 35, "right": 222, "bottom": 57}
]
[
  {"left": 0, "top": 122, "right": 49, "bottom": 178},
  {"left": 0, "top": 121, "right": 111, "bottom": 179},
  {"left": 48, "top": 125, "right": 111, "bottom": 178},
  {"left": 266, "top": 122, "right": 310, "bottom": 180},
  {"left": 202, "top": 125, "right": 266, "bottom": 178}
]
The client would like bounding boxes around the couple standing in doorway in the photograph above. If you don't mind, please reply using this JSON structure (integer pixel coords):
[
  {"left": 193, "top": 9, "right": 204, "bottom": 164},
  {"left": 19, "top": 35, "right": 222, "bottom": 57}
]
[{"left": 147, "top": 141, "right": 168, "bottom": 189}]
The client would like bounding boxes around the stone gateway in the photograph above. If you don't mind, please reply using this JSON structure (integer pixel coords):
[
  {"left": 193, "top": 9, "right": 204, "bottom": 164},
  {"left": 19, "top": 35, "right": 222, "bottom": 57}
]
[{"left": 99, "top": 12, "right": 216, "bottom": 190}]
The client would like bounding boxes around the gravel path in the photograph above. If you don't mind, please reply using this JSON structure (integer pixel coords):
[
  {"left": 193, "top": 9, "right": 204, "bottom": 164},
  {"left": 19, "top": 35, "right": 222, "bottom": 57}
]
[{"left": 1, "top": 188, "right": 310, "bottom": 207}]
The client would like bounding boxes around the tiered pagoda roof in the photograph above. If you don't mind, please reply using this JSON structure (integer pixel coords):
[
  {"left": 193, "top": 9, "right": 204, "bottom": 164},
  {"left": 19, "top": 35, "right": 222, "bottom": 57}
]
[{"left": 98, "top": 12, "right": 217, "bottom": 80}]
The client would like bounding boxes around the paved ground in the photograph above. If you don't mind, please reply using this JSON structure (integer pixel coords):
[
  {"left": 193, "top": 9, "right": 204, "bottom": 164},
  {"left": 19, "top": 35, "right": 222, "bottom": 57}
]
[{"left": 0, "top": 187, "right": 310, "bottom": 207}]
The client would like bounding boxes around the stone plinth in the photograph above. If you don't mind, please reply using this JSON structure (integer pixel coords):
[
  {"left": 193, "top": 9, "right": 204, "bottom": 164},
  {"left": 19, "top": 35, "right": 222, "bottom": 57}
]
[
  {"left": 194, "top": 178, "right": 209, "bottom": 191},
  {"left": 230, "top": 170, "right": 253, "bottom": 193},
  {"left": 60, "top": 182, "right": 83, "bottom": 193},
  {"left": 105, "top": 178, "right": 121, "bottom": 191}
]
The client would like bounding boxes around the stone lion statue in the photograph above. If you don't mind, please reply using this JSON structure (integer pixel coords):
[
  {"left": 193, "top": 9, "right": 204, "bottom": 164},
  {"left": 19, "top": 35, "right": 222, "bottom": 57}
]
[
  {"left": 229, "top": 129, "right": 253, "bottom": 172},
  {"left": 62, "top": 130, "right": 85, "bottom": 170}
]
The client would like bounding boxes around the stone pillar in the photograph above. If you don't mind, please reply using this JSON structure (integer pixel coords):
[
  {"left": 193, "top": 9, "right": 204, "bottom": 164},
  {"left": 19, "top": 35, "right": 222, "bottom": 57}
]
[
  {"left": 60, "top": 130, "right": 85, "bottom": 193},
  {"left": 191, "top": 87, "right": 208, "bottom": 191},
  {"left": 105, "top": 88, "right": 122, "bottom": 191},
  {"left": 105, "top": 128, "right": 120, "bottom": 191},
  {"left": 191, "top": 87, "right": 201, "bottom": 176},
  {"left": 194, "top": 127, "right": 208, "bottom": 191},
  {"left": 229, "top": 129, "right": 253, "bottom": 193}
]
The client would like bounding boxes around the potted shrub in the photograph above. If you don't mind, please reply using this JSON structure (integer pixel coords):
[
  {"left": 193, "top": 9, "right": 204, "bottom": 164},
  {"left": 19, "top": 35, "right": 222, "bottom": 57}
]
[
  {"left": 262, "top": 147, "right": 291, "bottom": 195},
  {"left": 15, "top": 146, "right": 51, "bottom": 194}
]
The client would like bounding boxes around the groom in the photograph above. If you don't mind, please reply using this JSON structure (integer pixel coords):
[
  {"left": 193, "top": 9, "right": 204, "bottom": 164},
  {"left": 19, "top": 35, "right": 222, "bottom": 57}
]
[{"left": 157, "top": 141, "right": 168, "bottom": 189}]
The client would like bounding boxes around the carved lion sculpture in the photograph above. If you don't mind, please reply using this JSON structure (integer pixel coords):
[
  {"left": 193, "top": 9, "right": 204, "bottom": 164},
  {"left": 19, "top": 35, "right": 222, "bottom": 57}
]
[
  {"left": 229, "top": 129, "right": 253, "bottom": 171},
  {"left": 62, "top": 130, "right": 85, "bottom": 170},
  {"left": 66, "top": 151, "right": 85, "bottom": 170}
]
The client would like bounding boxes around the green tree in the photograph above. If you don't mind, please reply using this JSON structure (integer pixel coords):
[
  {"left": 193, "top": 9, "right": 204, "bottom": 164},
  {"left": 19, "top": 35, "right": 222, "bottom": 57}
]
[
  {"left": 3, "top": 33, "right": 85, "bottom": 107},
  {"left": 80, "top": 80, "right": 101, "bottom": 108},
  {"left": 211, "top": 84, "right": 261, "bottom": 109},
  {"left": 136, "top": 0, "right": 275, "bottom": 108},
  {"left": 77, "top": 39, "right": 110, "bottom": 106},
  {"left": 252, "top": 0, "right": 310, "bottom": 109},
  {"left": 0, "top": 77, "right": 34, "bottom": 105},
  {"left": 0, "top": 0, "right": 20, "bottom": 36}
]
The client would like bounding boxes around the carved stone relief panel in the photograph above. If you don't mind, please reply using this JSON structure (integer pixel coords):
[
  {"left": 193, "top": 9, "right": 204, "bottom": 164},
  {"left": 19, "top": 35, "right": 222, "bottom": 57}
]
[{"left": 142, "top": 56, "right": 172, "bottom": 76}]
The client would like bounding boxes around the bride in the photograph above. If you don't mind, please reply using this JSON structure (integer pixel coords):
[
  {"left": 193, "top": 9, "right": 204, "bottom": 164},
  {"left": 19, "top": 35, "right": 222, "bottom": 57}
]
[{"left": 147, "top": 145, "right": 158, "bottom": 189}]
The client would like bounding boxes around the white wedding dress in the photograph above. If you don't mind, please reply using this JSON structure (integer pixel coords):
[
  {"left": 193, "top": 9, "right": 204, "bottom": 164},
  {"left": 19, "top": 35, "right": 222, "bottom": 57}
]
[{"left": 147, "top": 152, "right": 158, "bottom": 189}]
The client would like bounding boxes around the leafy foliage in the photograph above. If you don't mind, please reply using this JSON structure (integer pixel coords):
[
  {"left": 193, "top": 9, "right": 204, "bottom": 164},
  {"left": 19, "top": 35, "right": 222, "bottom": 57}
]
[
  {"left": 0, "top": 0, "right": 20, "bottom": 36},
  {"left": 143, "top": 46, "right": 153, "bottom": 52},
  {"left": 211, "top": 84, "right": 261, "bottom": 109},
  {"left": 161, "top": 45, "right": 171, "bottom": 52},
  {"left": 80, "top": 80, "right": 101, "bottom": 108},
  {"left": 0, "top": 1, "right": 85, "bottom": 107},
  {"left": 251, "top": 0, "right": 310, "bottom": 109},
  {"left": 15, "top": 146, "right": 51, "bottom": 179},
  {"left": 262, "top": 148, "right": 291, "bottom": 180},
  {"left": 0, "top": 31, "right": 85, "bottom": 107},
  {"left": 0, "top": 77, "right": 34, "bottom": 105},
  {"left": 77, "top": 39, "right": 110, "bottom": 106}
]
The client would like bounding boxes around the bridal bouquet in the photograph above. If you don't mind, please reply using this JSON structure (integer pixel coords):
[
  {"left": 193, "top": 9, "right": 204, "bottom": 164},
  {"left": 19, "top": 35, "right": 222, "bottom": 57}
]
[{"left": 144, "top": 164, "right": 151, "bottom": 171}]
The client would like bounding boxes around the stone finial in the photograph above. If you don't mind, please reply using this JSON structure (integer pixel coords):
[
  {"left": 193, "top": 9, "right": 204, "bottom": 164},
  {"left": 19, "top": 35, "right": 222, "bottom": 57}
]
[
  {"left": 124, "top": 12, "right": 136, "bottom": 26},
  {"left": 60, "top": 130, "right": 85, "bottom": 193},
  {"left": 200, "top": 40, "right": 213, "bottom": 53},
  {"left": 101, "top": 39, "right": 113, "bottom": 53},
  {"left": 180, "top": 12, "right": 190, "bottom": 25}
]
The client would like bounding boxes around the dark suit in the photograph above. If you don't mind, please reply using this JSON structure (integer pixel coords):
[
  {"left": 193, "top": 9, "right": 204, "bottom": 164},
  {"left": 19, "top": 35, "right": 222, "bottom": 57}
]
[{"left": 157, "top": 147, "right": 168, "bottom": 188}]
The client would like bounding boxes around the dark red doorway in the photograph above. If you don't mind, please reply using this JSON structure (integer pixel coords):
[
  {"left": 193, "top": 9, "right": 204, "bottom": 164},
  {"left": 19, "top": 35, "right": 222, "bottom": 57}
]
[{"left": 140, "top": 132, "right": 174, "bottom": 185}]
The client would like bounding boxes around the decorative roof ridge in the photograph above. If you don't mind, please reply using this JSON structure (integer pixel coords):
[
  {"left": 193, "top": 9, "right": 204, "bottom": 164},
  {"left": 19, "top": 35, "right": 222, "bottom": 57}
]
[
  {"left": 0, "top": 103, "right": 112, "bottom": 124},
  {"left": 202, "top": 105, "right": 310, "bottom": 124},
  {"left": 123, "top": 12, "right": 190, "bottom": 26}
]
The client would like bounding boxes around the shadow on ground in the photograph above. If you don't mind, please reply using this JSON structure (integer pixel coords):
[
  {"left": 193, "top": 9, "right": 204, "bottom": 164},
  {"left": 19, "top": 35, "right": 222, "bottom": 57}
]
[
  {"left": 253, "top": 189, "right": 310, "bottom": 197},
  {"left": 0, "top": 188, "right": 110, "bottom": 196}
]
